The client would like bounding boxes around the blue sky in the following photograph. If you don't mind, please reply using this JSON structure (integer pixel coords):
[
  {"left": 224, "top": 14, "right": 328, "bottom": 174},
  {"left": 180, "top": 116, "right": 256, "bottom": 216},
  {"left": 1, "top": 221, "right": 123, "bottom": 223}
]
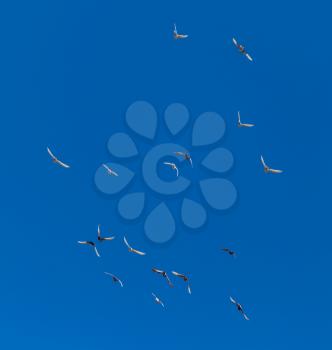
[{"left": 0, "top": 0, "right": 329, "bottom": 349}]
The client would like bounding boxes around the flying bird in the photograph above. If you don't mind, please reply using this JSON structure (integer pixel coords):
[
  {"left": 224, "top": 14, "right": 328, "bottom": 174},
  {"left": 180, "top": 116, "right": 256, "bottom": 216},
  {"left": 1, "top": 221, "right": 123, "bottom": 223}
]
[
  {"left": 260, "top": 155, "right": 283, "bottom": 174},
  {"left": 232, "top": 37, "right": 253, "bottom": 62},
  {"left": 152, "top": 293, "right": 165, "bottom": 308},
  {"left": 102, "top": 164, "right": 118, "bottom": 177},
  {"left": 163, "top": 162, "right": 179, "bottom": 177},
  {"left": 237, "top": 111, "right": 254, "bottom": 128},
  {"left": 152, "top": 268, "right": 173, "bottom": 287},
  {"left": 77, "top": 241, "right": 100, "bottom": 257},
  {"left": 104, "top": 272, "right": 124, "bottom": 287},
  {"left": 47, "top": 147, "right": 70, "bottom": 168},
  {"left": 97, "top": 225, "right": 115, "bottom": 242},
  {"left": 173, "top": 23, "right": 188, "bottom": 39},
  {"left": 222, "top": 248, "right": 236, "bottom": 257},
  {"left": 172, "top": 271, "right": 191, "bottom": 294},
  {"left": 230, "top": 296, "right": 250, "bottom": 320},
  {"left": 123, "top": 236, "right": 146, "bottom": 256},
  {"left": 174, "top": 151, "right": 193, "bottom": 167}
]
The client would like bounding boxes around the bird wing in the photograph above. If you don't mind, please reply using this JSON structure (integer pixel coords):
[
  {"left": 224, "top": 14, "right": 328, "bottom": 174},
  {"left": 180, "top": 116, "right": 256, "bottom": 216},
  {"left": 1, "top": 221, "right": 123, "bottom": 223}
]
[
  {"left": 165, "top": 274, "right": 173, "bottom": 287},
  {"left": 153, "top": 268, "right": 164, "bottom": 274},
  {"left": 242, "top": 123, "right": 255, "bottom": 127},
  {"left": 230, "top": 296, "right": 237, "bottom": 304},
  {"left": 94, "top": 246, "right": 100, "bottom": 257},
  {"left": 111, "top": 170, "right": 119, "bottom": 177},
  {"left": 179, "top": 34, "right": 188, "bottom": 39},
  {"left": 174, "top": 151, "right": 185, "bottom": 157},
  {"left": 174, "top": 23, "right": 177, "bottom": 34},
  {"left": 245, "top": 53, "right": 253, "bottom": 62},
  {"left": 123, "top": 236, "right": 131, "bottom": 249},
  {"left": 269, "top": 168, "right": 283, "bottom": 174},
  {"left": 232, "top": 37, "right": 238, "bottom": 47},
  {"left": 118, "top": 279, "right": 124, "bottom": 287},
  {"left": 163, "top": 162, "right": 173, "bottom": 166},
  {"left": 187, "top": 284, "right": 192, "bottom": 295},
  {"left": 260, "top": 155, "right": 267, "bottom": 168},
  {"left": 132, "top": 248, "right": 146, "bottom": 256},
  {"left": 152, "top": 293, "right": 157, "bottom": 299},
  {"left": 47, "top": 147, "right": 69, "bottom": 168},
  {"left": 175, "top": 166, "right": 179, "bottom": 177},
  {"left": 103, "top": 236, "right": 115, "bottom": 241},
  {"left": 172, "top": 271, "right": 184, "bottom": 278},
  {"left": 188, "top": 157, "right": 193, "bottom": 167},
  {"left": 97, "top": 225, "right": 101, "bottom": 238},
  {"left": 77, "top": 241, "right": 88, "bottom": 245},
  {"left": 237, "top": 111, "right": 241, "bottom": 124},
  {"left": 243, "top": 313, "right": 250, "bottom": 321},
  {"left": 55, "top": 159, "right": 70, "bottom": 168},
  {"left": 47, "top": 147, "right": 56, "bottom": 160}
]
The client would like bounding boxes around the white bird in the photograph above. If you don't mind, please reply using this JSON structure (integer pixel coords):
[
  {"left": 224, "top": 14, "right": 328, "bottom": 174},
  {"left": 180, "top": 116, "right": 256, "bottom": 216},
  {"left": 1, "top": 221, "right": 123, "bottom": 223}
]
[
  {"left": 230, "top": 296, "right": 250, "bottom": 320},
  {"left": 47, "top": 147, "right": 70, "bottom": 168},
  {"left": 237, "top": 111, "right": 254, "bottom": 128},
  {"left": 152, "top": 293, "right": 165, "bottom": 308},
  {"left": 260, "top": 155, "right": 283, "bottom": 174},
  {"left": 104, "top": 272, "right": 124, "bottom": 287},
  {"left": 102, "top": 164, "right": 118, "bottom": 176},
  {"left": 97, "top": 225, "right": 115, "bottom": 242},
  {"left": 123, "top": 236, "right": 146, "bottom": 256},
  {"left": 172, "top": 271, "right": 191, "bottom": 294},
  {"left": 152, "top": 268, "right": 173, "bottom": 287},
  {"left": 232, "top": 37, "right": 253, "bottom": 62},
  {"left": 173, "top": 23, "right": 188, "bottom": 39},
  {"left": 77, "top": 241, "right": 100, "bottom": 257},
  {"left": 174, "top": 151, "right": 193, "bottom": 167},
  {"left": 163, "top": 162, "right": 179, "bottom": 177}
]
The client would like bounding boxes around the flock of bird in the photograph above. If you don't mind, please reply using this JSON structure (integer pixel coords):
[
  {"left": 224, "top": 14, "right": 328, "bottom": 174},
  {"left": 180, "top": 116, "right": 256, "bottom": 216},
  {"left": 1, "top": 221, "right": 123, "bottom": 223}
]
[{"left": 46, "top": 24, "right": 283, "bottom": 319}]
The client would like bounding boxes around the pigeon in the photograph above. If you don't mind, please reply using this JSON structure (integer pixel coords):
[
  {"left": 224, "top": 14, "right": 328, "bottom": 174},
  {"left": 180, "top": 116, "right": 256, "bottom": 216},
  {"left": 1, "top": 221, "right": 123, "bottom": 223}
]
[
  {"left": 102, "top": 164, "right": 118, "bottom": 176},
  {"left": 104, "top": 272, "right": 124, "bottom": 287},
  {"left": 230, "top": 296, "right": 250, "bottom": 320},
  {"left": 222, "top": 248, "right": 236, "bottom": 257},
  {"left": 232, "top": 37, "right": 253, "bottom": 62},
  {"left": 260, "top": 155, "right": 283, "bottom": 174},
  {"left": 152, "top": 268, "right": 173, "bottom": 287},
  {"left": 174, "top": 151, "right": 193, "bottom": 167},
  {"left": 47, "top": 147, "right": 70, "bottom": 168},
  {"left": 123, "top": 236, "right": 146, "bottom": 256},
  {"left": 173, "top": 23, "right": 188, "bottom": 39},
  {"left": 152, "top": 293, "right": 165, "bottom": 308},
  {"left": 97, "top": 225, "right": 115, "bottom": 242},
  {"left": 172, "top": 271, "right": 191, "bottom": 294},
  {"left": 77, "top": 241, "right": 100, "bottom": 257},
  {"left": 237, "top": 111, "right": 254, "bottom": 128},
  {"left": 163, "top": 162, "right": 179, "bottom": 177}
]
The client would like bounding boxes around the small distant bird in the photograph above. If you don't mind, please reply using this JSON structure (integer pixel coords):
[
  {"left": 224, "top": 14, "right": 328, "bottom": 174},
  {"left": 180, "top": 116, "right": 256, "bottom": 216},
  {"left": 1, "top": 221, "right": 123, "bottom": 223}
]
[
  {"left": 172, "top": 271, "right": 191, "bottom": 294},
  {"left": 97, "top": 225, "right": 115, "bottom": 242},
  {"left": 102, "top": 164, "right": 118, "bottom": 176},
  {"left": 104, "top": 272, "right": 124, "bottom": 287},
  {"left": 77, "top": 241, "right": 100, "bottom": 257},
  {"left": 232, "top": 38, "right": 253, "bottom": 62},
  {"left": 260, "top": 155, "right": 283, "bottom": 174},
  {"left": 173, "top": 23, "right": 188, "bottom": 39},
  {"left": 47, "top": 147, "right": 70, "bottom": 168},
  {"left": 222, "top": 248, "right": 236, "bottom": 257},
  {"left": 123, "top": 236, "right": 146, "bottom": 256},
  {"left": 152, "top": 268, "right": 173, "bottom": 287},
  {"left": 163, "top": 162, "right": 179, "bottom": 177},
  {"left": 152, "top": 293, "right": 165, "bottom": 308},
  {"left": 230, "top": 296, "right": 250, "bottom": 320},
  {"left": 237, "top": 111, "right": 254, "bottom": 128},
  {"left": 174, "top": 151, "right": 193, "bottom": 167}
]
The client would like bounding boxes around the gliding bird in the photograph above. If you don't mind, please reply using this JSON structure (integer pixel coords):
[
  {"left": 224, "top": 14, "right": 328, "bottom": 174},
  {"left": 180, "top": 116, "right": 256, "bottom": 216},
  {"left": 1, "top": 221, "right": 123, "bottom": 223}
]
[
  {"left": 172, "top": 271, "right": 191, "bottom": 294},
  {"left": 163, "top": 162, "right": 179, "bottom": 177},
  {"left": 237, "top": 111, "right": 254, "bottom": 128},
  {"left": 47, "top": 147, "right": 70, "bottom": 168},
  {"left": 152, "top": 268, "right": 173, "bottom": 287},
  {"left": 173, "top": 23, "right": 188, "bottom": 40},
  {"left": 152, "top": 293, "right": 165, "bottom": 308},
  {"left": 260, "top": 155, "right": 283, "bottom": 174},
  {"left": 97, "top": 224, "right": 115, "bottom": 242},
  {"left": 104, "top": 272, "right": 124, "bottom": 287},
  {"left": 102, "top": 164, "right": 118, "bottom": 177},
  {"left": 174, "top": 151, "right": 193, "bottom": 167},
  {"left": 232, "top": 37, "right": 253, "bottom": 62},
  {"left": 123, "top": 236, "right": 146, "bottom": 256},
  {"left": 230, "top": 296, "right": 250, "bottom": 320},
  {"left": 77, "top": 241, "right": 100, "bottom": 257}
]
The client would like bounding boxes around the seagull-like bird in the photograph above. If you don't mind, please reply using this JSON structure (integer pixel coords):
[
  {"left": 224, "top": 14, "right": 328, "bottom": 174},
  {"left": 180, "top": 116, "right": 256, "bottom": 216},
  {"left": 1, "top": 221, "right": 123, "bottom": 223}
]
[
  {"left": 172, "top": 271, "right": 191, "bottom": 294},
  {"left": 152, "top": 293, "right": 165, "bottom": 308},
  {"left": 104, "top": 272, "right": 124, "bottom": 287},
  {"left": 174, "top": 151, "right": 193, "bottom": 167},
  {"left": 123, "top": 236, "right": 146, "bottom": 256},
  {"left": 97, "top": 225, "right": 115, "bottom": 242},
  {"left": 152, "top": 268, "right": 173, "bottom": 287},
  {"left": 77, "top": 241, "right": 100, "bottom": 257},
  {"left": 173, "top": 23, "right": 188, "bottom": 39},
  {"left": 260, "top": 155, "right": 283, "bottom": 174},
  {"left": 222, "top": 248, "right": 236, "bottom": 257},
  {"left": 163, "top": 162, "right": 179, "bottom": 177},
  {"left": 230, "top": 296, "right": 250, "bottom": 320},
  {"left": 237, "top": 111, "right": 254, "bottom": 128},
  {"left": 102, "top": 164, "right": 118, "bottom": 177},
  {"left": 232, "top": 38, "right": 253, "bottom": 62},
  {"left": 47, "top": 147, "right": 70, "bottom": 168}
]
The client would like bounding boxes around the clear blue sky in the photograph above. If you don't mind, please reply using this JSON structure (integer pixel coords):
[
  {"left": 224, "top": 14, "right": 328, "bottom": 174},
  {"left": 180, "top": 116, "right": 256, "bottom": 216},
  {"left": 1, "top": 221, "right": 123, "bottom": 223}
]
[{"left": 0, "top": 0, "right": 328, "bottom": 349}]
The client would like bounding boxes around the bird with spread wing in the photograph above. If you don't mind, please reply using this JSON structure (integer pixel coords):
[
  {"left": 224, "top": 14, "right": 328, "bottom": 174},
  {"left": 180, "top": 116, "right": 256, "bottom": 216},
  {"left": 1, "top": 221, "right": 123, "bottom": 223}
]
[
  {"left": 232, "top": 37, "right": 253, "bottom": 62},
  {"left": 47, "top": 147, "right": 70, "bottom": 168},
  {"left": 123, "top": 236, "right": 146, "bottom": 256}
]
